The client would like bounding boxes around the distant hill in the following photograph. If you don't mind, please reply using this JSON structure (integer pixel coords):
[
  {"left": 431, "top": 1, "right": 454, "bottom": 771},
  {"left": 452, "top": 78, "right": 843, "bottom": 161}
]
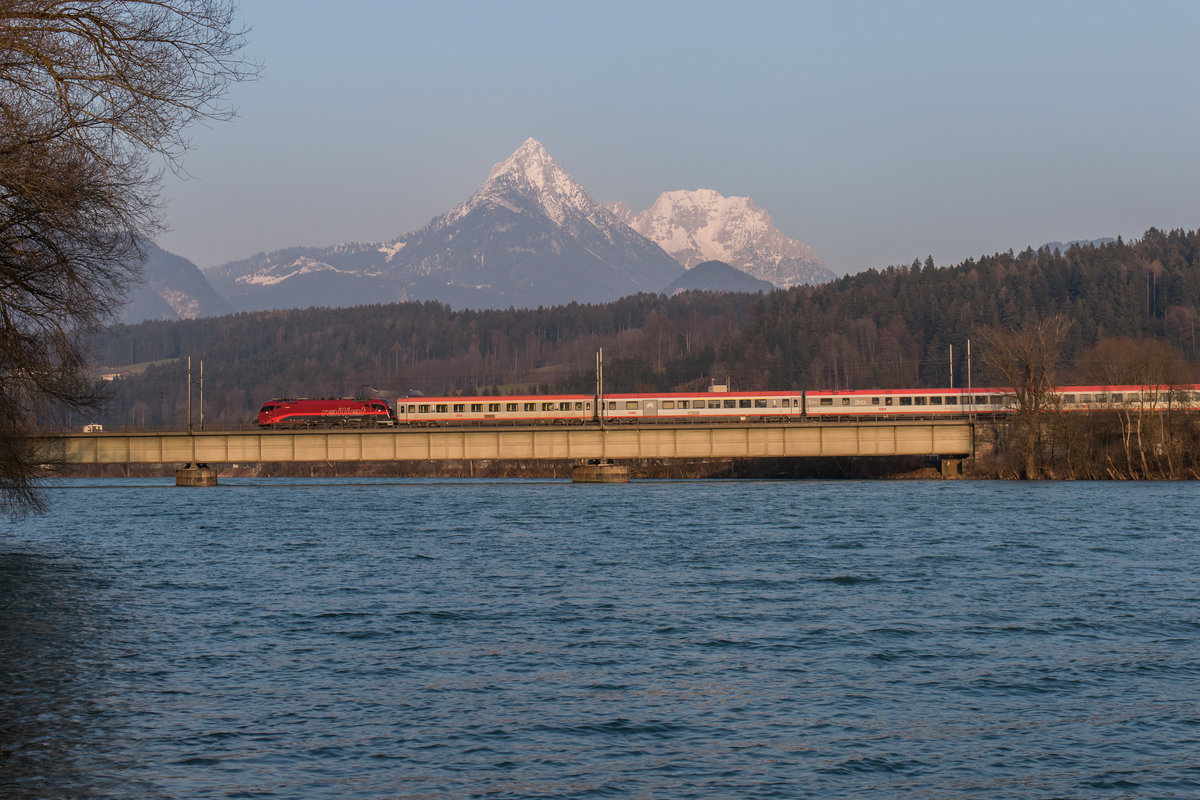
[
  {"left": 121, "top": 242, "right": 231, "bottom": 324},
  {"left": 663, "top": 260, "right": 776, "bottom": 294},
  {"left": 1042, "top": 237, "right": 1117, "bottom": 253}
]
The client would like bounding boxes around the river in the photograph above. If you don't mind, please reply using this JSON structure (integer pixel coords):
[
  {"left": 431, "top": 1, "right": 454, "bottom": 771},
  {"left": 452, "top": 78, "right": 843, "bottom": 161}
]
[{"left": 2, "top": 478, "right": 1197, "bottom": 798}]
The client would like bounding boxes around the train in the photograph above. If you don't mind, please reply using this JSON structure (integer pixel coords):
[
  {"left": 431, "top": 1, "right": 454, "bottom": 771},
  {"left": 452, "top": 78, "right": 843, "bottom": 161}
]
[
  {"left": 256, "top": 385, "right": 1200, "bottom": 428},
  {"left": 256, "top": 397, "right": 397, "bottom": 427}
]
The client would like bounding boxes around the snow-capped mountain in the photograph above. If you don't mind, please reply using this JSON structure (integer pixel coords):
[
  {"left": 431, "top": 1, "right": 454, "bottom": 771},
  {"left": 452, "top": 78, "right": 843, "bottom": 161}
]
[
  {"left": 608, "top": 189, "right": 834, "bottom": 288},
  {"left": 207, "top": 139, "right": 683, "bottom": 311}
]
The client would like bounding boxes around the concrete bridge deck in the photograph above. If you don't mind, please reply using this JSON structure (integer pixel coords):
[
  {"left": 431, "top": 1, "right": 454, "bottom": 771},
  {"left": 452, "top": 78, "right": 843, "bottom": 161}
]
[{"left": 39, "top": 421, "right": 974, "bottom": 465}]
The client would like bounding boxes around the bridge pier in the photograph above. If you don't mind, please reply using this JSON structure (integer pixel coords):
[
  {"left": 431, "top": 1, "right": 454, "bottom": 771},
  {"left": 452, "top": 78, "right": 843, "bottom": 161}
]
[
  {"left": 571, "top": 459, "right": 629, "bottom": 483},
  {"left": 940, "top": 457, "right": 963, "bottom": 478},
  {"left": 176, "top": 464, "right": 218, "bottom": 486}
]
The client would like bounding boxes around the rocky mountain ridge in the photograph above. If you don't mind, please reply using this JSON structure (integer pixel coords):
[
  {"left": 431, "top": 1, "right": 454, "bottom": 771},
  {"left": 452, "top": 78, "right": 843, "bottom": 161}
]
[
  {"left": 608, "top": 189, "right": 834, "bottom": 288},
  {"left": 120, "top": 241, "right": 231, "bottom": 324},
  {"left": 127, "top": 139, "right": 835, "bottom": 320},
  {"left": 206, "top": 139, "right": 683, "bottom": 311}
]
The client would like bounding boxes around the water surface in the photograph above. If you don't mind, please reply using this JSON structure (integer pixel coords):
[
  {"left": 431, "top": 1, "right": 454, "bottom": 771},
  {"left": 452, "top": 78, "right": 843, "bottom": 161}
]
[{"left": 2, "top": 479, "right": 1198, "bottom": 798}]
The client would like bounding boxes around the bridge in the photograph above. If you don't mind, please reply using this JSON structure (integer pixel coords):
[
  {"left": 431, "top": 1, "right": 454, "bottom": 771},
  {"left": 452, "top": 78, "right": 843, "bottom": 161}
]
[{"left": 39, "top": 420, "right": 974, "bottom": 476}]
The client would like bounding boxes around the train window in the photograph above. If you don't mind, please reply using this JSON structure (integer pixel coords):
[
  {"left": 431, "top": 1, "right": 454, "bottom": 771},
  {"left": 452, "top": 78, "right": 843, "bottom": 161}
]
[
  {"left": 841, "top": 398, "right": 850, "bottom": 406},
  {"left": 525, "top": 403, "right": 536, "bottom": 412},
  {"left": 559, "top": 403, "right": 571, "bottom": 411},
  {"left": 755, "top": 399, "right": 767, "bottom": 408},
  {"left": 819, "top": 397, "right": 832, "bottom": 406},
  {"left": 679, "top": 400, "right": 689, "bottom": 409},
  {"left": 899, "top": 397, "right": 912, "bottom": 406},
  {"left": 435, "top": 404, "right": 448, "bottom": 413},
  {"left": 489, "top": 403, "right": 501, "bottom": 412},
  {"left": 1063, "top": 395, "right": 1076, "bottom": 404},
  {"left": 719, "top": 399, "right": 732, "bottom": 409},
  {"left": 945, "top": 396, "right": 958, "bottom": 405},
  {"left": 506, "top": 403, "right": 518, "bottom": 412},
  {"left": 575, "top": 402, "right": 584, "bottom": 411},
  {"left": 453, "top": 404, "right": 465, "bottom": 413},
  {"left": 885, "top": 397, "right": 893, "bottom": 406},
  {"left": 739, "top": 399, "right": 751, "bottom": 408},
  {"left": 914, "top": 397, "right": 927, "bottom": 405},
  {"left": 418, "top": 404, "right": 430, "bottom": 413},
  {"left": 626, "top": 401, "right": 639, "bottom": 411},
  {"left": 542, "top": 402, "right": 555, "bottom": 411},
  {"left": 585, "top": 402, "right": 592, "bottom": 410},
  {"left": 609, "top": 401, "right": 617, "bottom": 410},
  {"left": 707, "top": 400, "right": 720, "bottom": 408},
  {"left": 471, "top": 403, "right": 483, "bottom": 412},
  {"left": 929, "top": 396, "right": 942, "bottom": 405},
  {"left": 662, "top": 401, "right": 675, "bottom": 409}
]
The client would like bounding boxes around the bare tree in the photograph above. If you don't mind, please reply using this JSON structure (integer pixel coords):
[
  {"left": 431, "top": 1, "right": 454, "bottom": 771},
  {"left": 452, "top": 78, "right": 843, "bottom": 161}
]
[
  {"left": 977, "top": 316, "right": 1071, "bottom": 479},
  {"left": 1073, "top": 337, "right": 1195, "bottom": 478},
  {"left": 0, "top": 0, "right": 254, "bottom": 513}
]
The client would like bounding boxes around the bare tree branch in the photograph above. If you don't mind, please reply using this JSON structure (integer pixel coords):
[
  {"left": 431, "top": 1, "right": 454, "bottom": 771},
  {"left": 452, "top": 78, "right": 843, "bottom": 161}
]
[
  {"left": 977, "top": 315, "right": 1070, "bottom": 479},
  {"left": 0, "top": 0, "right": 255, "bottom": 514}
]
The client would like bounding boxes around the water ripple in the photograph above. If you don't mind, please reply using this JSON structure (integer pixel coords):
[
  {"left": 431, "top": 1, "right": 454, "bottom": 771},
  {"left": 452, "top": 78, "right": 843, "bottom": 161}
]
[{"left": 1, "top": 478, "right": 1198, "bottom": 798}]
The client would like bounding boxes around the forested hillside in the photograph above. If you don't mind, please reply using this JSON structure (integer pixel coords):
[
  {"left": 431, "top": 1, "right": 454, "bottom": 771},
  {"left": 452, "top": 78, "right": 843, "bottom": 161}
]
[
  {"left": 725, "top": 227, "right": 1200, "bottom": 391},
  {"left": 88, "top": 227, "right": 1200, "bottom": 429}
]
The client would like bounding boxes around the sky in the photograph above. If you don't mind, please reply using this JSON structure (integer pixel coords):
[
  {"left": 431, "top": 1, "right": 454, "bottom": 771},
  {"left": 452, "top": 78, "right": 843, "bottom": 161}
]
[{"left": 157, "top": 0, "right": 1200, "bottom": 277}]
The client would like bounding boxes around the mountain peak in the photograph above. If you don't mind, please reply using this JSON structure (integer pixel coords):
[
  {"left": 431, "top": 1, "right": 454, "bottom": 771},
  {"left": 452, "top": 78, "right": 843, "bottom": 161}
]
[
  {"left": 487, "top": 137, "right": 552, "bottom": 180},
  {"left": 209, "top": 138, "right": 683, "bottom": 310},
  {"left": 451, "top": 138, "right": 595, "bottom": 227},
  {"left": 620, "top": 188, "right": 834, "bottom": 288}
]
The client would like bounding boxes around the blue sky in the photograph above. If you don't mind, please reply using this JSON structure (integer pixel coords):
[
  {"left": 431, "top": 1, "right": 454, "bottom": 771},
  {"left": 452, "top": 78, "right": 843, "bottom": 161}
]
[{"left": 158, "top": 0, "right": 1200, "bottom": 276}]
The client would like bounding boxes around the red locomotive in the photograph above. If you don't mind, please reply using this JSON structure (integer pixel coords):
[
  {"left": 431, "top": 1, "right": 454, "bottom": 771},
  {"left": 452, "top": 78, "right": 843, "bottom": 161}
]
[{"left": 257, "top": 398, "right": 396, "bottom": 428}]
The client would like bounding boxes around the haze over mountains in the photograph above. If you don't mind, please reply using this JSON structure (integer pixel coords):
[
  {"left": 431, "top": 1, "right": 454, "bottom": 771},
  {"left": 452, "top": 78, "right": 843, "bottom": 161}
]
[
  {"left": 120, "top": 241, "right": 231, "bottom": 324},
  {"left": 123, "top": 139, "right": 832, "bottom": 322}
]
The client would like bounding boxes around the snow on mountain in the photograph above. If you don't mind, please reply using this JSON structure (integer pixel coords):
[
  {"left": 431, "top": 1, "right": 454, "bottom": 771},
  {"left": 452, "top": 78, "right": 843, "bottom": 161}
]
[
  {"left": 610, "top": 189, "right": 834, "bottom": 288},
  {"left": 447, "top": 138, "right": 597, "bottom": 228},
  {"left": 207, "top": 139, "right": 683, "bottom": 311}
]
